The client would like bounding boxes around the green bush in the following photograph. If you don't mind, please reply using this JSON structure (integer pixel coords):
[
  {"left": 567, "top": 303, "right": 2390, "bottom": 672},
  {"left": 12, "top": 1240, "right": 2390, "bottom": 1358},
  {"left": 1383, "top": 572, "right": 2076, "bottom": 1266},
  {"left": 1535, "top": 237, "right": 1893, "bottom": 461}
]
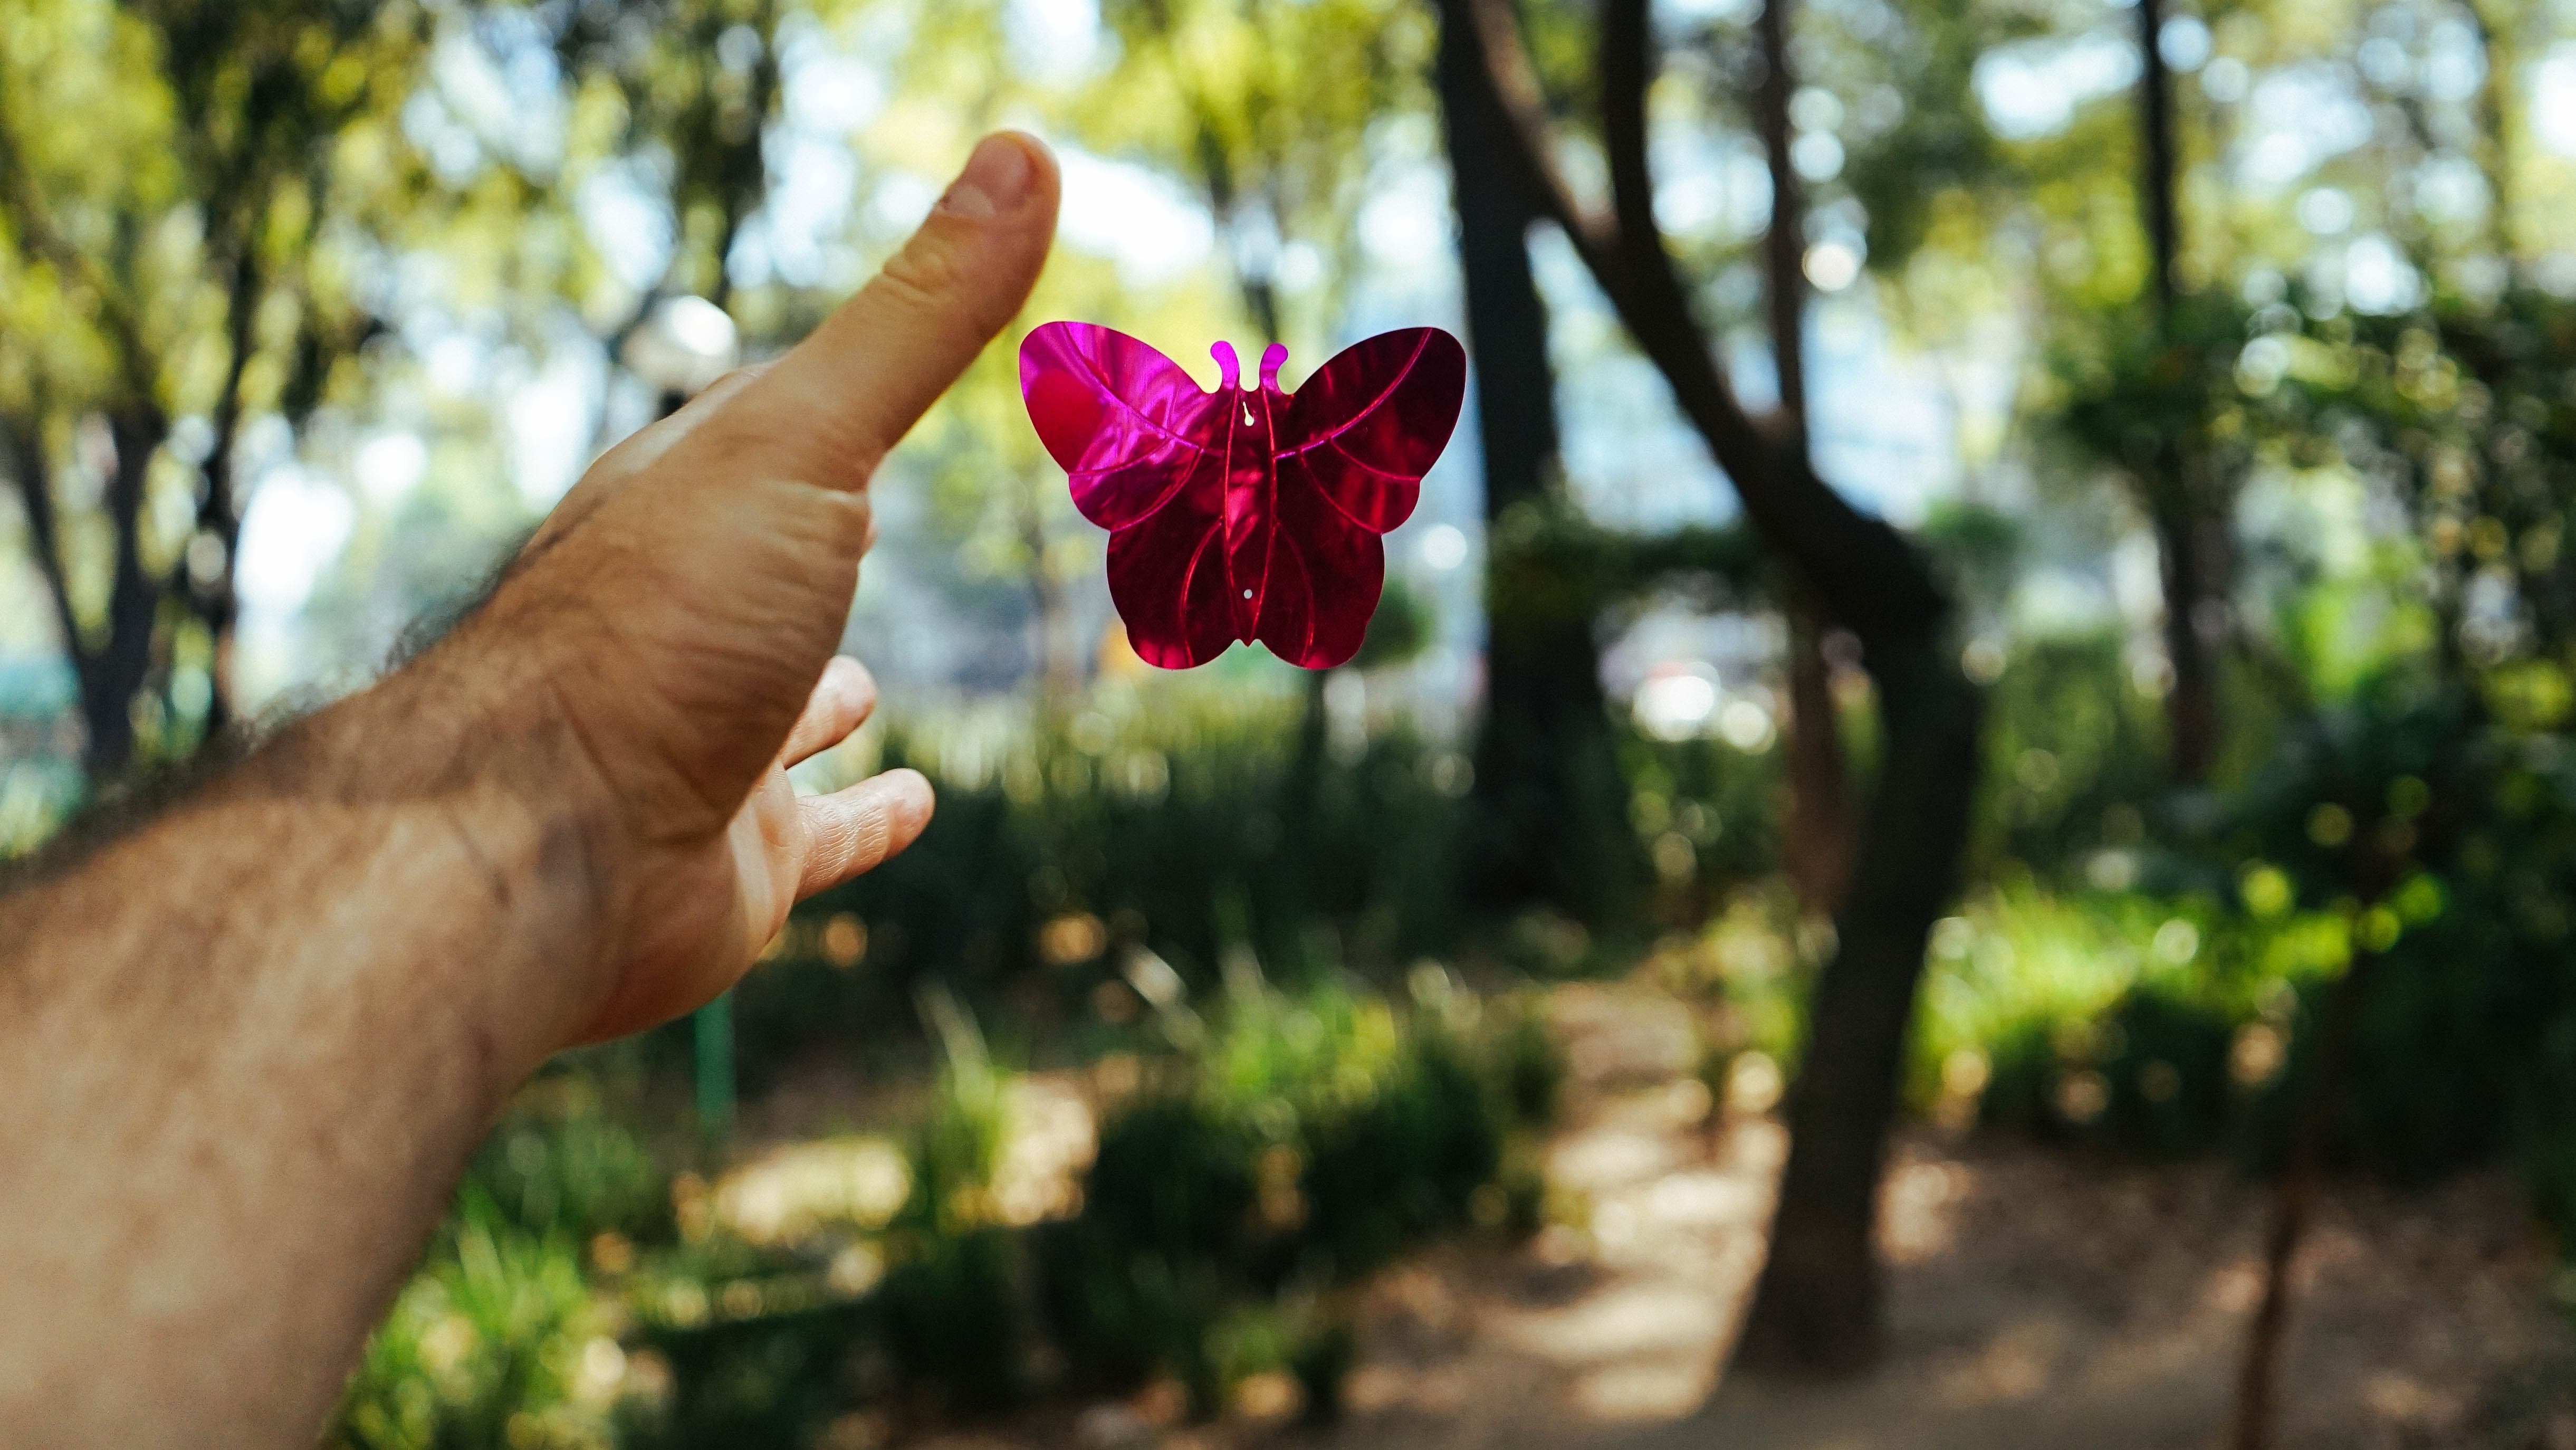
[
  {"left": 731, "top": 690, "right": 1473, "bottom": 1075},
  {"left": 1042, "top": 972, "right": 1558, "bottom": 1415},
  {"left": 873, "top": 993, "right": 1026, "bottom": 1413},
  {"left": 333, "top": 1199, "right": 621, "bottom": 1450},
  {"left": 2091, "top": 987, "right": 2239, "bottom": 1159},
  {"left": 738, "top": 689, "right": 1793, "bottom": 1081},
  {"left": 628, "top": 1301, "right": 867, "bottom": 1450},
  {"left": 1617, "top": 721, "right": 1785, "bottom": 921},
  {"left": 1968, "top": 631, "right": 2173, "bottom": 878},
  {"left": 1953, "top": 935, "right": 2244, "bottom": 1159},
  {"left": 462, "top": 1083, "right": 668, "bottom": 1248},
  {"left": 873, "top": 1225, "right": 1021, "bottom": 1415}
]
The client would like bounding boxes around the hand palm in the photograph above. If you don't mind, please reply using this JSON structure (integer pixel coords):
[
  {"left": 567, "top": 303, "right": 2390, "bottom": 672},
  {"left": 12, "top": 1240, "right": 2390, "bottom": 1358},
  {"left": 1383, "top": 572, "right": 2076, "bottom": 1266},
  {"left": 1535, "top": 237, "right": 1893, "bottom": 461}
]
[
  {"left": 577, "top": 666, "right": 895, "bottom": 1042},
  {"left": 472, "top": 131, "right": 1054, "bottom": 1052}
]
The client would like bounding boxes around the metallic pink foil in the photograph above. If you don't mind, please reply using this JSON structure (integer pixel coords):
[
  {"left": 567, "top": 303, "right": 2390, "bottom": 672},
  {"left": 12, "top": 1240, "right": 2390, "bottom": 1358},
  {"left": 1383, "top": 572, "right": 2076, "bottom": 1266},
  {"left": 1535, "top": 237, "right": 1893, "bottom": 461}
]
[{"left": 1021, "top": 322, "right": 1466, "bottom": 671}]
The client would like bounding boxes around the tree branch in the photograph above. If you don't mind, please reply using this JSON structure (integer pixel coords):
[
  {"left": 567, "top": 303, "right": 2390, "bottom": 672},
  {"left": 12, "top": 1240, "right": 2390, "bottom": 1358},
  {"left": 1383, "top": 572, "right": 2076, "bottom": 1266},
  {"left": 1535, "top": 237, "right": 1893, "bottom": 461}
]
[
  {"left": 1600, "top": 0, "right": 1659, "bottom": 265},
  {"left": 1458, "top": 0, "right": 1619, "bottom": 263},
  {"left": 199, "top": 229, "right": 264, "bottom": 536},
  {"left": 1755, "top": 0, "right": 1810, "bottom": 447},
  {"left": 704, "top": 0, "right": 784, "bottom": 313},
  {"left": 2136, "top": 0, "right": 2179, "bottom": 313},
  {"left": 1455, "top": 0, "right": 1946, "bottom": 644},
  {"left": 1, "top": 412, "right": 89, "bottom": 675}
]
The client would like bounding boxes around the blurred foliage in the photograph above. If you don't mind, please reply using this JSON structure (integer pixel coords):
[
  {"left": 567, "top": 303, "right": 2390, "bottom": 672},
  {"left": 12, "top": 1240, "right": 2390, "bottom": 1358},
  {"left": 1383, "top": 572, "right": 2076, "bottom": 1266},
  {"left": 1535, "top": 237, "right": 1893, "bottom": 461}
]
[
  {"left": 336, "top": 970, "right": 1558, "bottom": 1446},
  {"left": 1485, "top": 494, "right": 1764, "bottom": 638},
  {"left": 717, "top": 670, "right": 1793, "bottom": 1083},
  {"left": 1961, "top": 631, "right": 2167, "bottom": 873},
  {"left": 1082, "top": 0, "right": 1430, "bottom": 342},
  {"left": 735, "top": 684, "right": 1468, "bottom": 1073},
  {"left": 0, "top": 0, "right": 434, "bottom": 772},
  {"left": 1043, "top": 970, "right": 1550, "bottom": 1413},
  {"left": 463, "top": 1077, "right": 673, "bottom": 1248},
  {"left": 2051, "top": 292, "right": 2268, "bottom": 488},
  {"left": 333, "top": 1197, "right": 630, "bottom": 1450},
  {"left": 32, "top": 0, "right": 2576, "bottom": 1429}
]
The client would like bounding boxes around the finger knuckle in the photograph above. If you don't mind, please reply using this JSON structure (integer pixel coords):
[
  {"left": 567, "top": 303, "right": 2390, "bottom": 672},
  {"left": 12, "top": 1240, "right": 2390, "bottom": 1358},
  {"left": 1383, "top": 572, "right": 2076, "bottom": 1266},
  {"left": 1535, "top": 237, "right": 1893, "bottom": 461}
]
[
  {"left": 687, "top": 407, "right": 786, "bottom": 471},
  {"left": 876, "top": 238, "right": 972, "bottom": 320},
  {"left": 799, "top": 489, "right": 876, "bottom": 560},
  {"left": 829, "top": 491, "right": 875, "bottom": 554},
  {"left": 777, "top": 405, "right": 886, "bottom": 490},
  {"left": 876, "top": 230, "right": 1017, "bottom": 338},
  {"left": 846, "top": 796, "right": 893, "bottom": 867}
]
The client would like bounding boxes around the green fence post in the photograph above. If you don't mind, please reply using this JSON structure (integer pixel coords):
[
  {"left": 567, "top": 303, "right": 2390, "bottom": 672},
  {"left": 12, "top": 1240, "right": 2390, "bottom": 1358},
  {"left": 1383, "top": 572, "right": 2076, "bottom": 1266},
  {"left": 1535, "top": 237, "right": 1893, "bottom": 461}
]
[{"left": 693, "top": 991, "right": 735, "bottom": 1144}]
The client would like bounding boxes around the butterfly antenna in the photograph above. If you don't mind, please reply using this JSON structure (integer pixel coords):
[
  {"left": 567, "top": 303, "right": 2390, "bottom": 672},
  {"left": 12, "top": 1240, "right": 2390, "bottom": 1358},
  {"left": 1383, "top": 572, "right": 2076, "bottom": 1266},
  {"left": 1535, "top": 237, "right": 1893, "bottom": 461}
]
[
  {"left": 1259, "top": 344, "right": 1287, "bottom": 392},
  {"left": 1210, "top": 341, "right": 1240, "bottom": 392}
]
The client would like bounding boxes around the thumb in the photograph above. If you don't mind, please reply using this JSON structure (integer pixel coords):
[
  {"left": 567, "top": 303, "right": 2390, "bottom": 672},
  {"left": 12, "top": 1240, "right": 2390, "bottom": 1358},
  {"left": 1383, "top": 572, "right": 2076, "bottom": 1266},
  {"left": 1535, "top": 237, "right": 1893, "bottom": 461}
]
[{"left": 713, "top": 131, "right": 1060, "bottom": 487}]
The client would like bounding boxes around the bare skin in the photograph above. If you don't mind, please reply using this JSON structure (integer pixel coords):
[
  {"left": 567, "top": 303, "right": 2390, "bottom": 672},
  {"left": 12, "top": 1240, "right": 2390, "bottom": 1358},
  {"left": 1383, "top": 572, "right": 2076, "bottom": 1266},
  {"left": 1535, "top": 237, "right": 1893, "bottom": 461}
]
[{"left": 0, "top": 131, "right": 1060, "bottom": 1448}]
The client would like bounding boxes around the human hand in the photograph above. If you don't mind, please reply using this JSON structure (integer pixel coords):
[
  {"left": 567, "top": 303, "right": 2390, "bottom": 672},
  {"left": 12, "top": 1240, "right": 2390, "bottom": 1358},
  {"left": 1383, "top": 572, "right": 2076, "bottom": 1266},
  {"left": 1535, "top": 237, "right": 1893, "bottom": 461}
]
[{"left": 461, "top": 132, "right": 1060, "bottom": 1044}]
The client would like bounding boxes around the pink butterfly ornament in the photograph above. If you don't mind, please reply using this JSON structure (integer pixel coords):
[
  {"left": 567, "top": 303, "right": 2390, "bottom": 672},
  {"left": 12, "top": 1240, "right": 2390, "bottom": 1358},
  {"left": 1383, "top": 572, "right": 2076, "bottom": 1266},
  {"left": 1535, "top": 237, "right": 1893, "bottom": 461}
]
[{"left": 1020, "top": 323, "right": 1466, "bottom": 671}]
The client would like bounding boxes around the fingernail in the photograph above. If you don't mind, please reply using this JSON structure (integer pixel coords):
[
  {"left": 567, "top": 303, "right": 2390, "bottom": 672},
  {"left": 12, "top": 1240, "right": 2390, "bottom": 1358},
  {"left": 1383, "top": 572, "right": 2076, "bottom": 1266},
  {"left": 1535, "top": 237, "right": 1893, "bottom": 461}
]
[{"left": 937, "top": 134, "right": 1033, "bottom": 220}]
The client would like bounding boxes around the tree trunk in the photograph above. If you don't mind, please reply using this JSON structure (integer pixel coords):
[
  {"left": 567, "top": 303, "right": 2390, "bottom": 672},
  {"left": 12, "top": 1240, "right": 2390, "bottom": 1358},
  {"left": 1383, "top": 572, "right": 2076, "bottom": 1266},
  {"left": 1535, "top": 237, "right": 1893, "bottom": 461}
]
[
  {"left": 1782, "top": 609, "right": 1852, "bottom": 911},
  {"left": 1438, "top": 0, "right": 1636, "bottom": 920},
  {"left": 15, "top": 406, "right": 175, "bottom": 785},
  {"left": 187, "top": 240, "right": 264, "bottom": 742},
  {"left": 0, "top": 115, "right": 176, "bottom": 784},
  {"left": 2135, "top": 0, "right": 2221, "bottom": 783},
  {"left": 1736, "top": 0, "right": 1972, "bottom": 1357},
  {"left": 1737, "top": 640, "right": 1980, "bottom": 1369},
  {"left": 1444, "top": 0, "right": 1986, "bottom": 1370},
  {"left": 2225, "top": 948, "right": 2372, "bottom": 1450},
  {"left": 86, "top": 410, "right": 170, "bottom": 779},
  {"left": 2154, "top": 486, "right": 2223, "bottom": 782},
  {"left": 2137, "top": 0, "right": 2179, "bottom": 313},
  {"left": 1753, "top": 0, "right": 1853, "bottom": 916},
  {"left": 1023, "top": 498, "right": 1077, "bottom": 703}
]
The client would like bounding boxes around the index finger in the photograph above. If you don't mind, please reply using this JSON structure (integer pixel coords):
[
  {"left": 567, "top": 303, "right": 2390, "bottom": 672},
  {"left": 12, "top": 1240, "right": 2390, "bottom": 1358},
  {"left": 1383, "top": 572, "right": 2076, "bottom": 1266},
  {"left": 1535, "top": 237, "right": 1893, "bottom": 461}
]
[{"left": 720, "top": 131, "right": 1061, "bottom": 489}]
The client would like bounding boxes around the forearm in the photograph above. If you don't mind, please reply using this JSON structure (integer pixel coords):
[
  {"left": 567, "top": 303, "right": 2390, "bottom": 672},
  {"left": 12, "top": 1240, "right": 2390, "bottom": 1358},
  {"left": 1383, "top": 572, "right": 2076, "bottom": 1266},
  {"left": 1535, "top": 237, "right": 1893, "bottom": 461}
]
[
  {"left": 0, "top": 641, "right": 615, "bottom": 1447},
  {"left": 0, "top": 128, "right": 1049, "bottom": 1448}
]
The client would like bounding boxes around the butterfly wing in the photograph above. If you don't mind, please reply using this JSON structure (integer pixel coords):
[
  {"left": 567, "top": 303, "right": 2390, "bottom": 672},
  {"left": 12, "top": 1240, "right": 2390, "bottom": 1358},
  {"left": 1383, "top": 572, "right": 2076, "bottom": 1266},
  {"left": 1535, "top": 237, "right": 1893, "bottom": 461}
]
[
  {"left": 1256, "top": 328, "right": 1466, "bottom": 668},
  {"left": 1103, "top": 478, "right": 1240, "bottom": 669},
  {"left": 1021, "top": 322, "right": 1222, "bottom": 529},
  {"left": 1249, "top": 465, "right": 1386, "bottom": 670},
  {"left": 1020, "top": 322, "right": 1237, "bottom": 667}
]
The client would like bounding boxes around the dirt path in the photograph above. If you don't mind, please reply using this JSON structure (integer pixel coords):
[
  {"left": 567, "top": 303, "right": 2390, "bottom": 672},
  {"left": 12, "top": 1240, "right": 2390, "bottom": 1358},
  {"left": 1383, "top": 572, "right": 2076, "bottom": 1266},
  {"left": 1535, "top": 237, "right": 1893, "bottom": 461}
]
[
  {"left": 884, "top": 979, "right": 2575, "bottom": 1450},
  {"left": 1291, "top": 980, "right": 2576, "bottom": 1450},
  {"left": 1003, "top": 982, "right": 2567, "bottom": 1450}
]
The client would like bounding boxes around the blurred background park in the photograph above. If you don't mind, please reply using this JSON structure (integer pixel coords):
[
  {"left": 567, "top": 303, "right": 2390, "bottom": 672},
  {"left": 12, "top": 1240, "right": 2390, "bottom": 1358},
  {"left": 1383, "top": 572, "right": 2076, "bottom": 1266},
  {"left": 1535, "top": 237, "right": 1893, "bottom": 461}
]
[{"left": 12, "top": 0, "right": 2576, "bottom": 1443}]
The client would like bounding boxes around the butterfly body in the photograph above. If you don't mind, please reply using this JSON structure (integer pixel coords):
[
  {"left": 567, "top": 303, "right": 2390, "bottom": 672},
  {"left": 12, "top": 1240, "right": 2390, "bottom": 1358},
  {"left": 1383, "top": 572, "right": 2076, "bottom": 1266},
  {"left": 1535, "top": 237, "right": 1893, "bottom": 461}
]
[{"left": 1020, "top": 323, "right": 1465, "bottom": 670}]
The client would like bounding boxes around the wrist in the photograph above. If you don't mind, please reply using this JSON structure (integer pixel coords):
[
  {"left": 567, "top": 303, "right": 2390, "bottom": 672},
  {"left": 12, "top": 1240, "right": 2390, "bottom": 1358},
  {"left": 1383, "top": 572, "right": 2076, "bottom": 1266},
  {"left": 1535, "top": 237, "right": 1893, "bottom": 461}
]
[
  {"left": 0, "top": 613, "right": 639, "bottom": 1442},
  {"left": 311, "top": 622, "right": 636, "bottom": 1061}
]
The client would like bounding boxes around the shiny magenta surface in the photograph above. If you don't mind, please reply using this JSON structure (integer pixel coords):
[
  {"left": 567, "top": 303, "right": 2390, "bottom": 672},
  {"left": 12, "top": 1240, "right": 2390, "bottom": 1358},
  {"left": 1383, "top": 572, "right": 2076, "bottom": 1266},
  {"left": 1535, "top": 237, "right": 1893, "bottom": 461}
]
[{"left": 1020, "top": 322, "right": 1466, "bottom": 670}]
